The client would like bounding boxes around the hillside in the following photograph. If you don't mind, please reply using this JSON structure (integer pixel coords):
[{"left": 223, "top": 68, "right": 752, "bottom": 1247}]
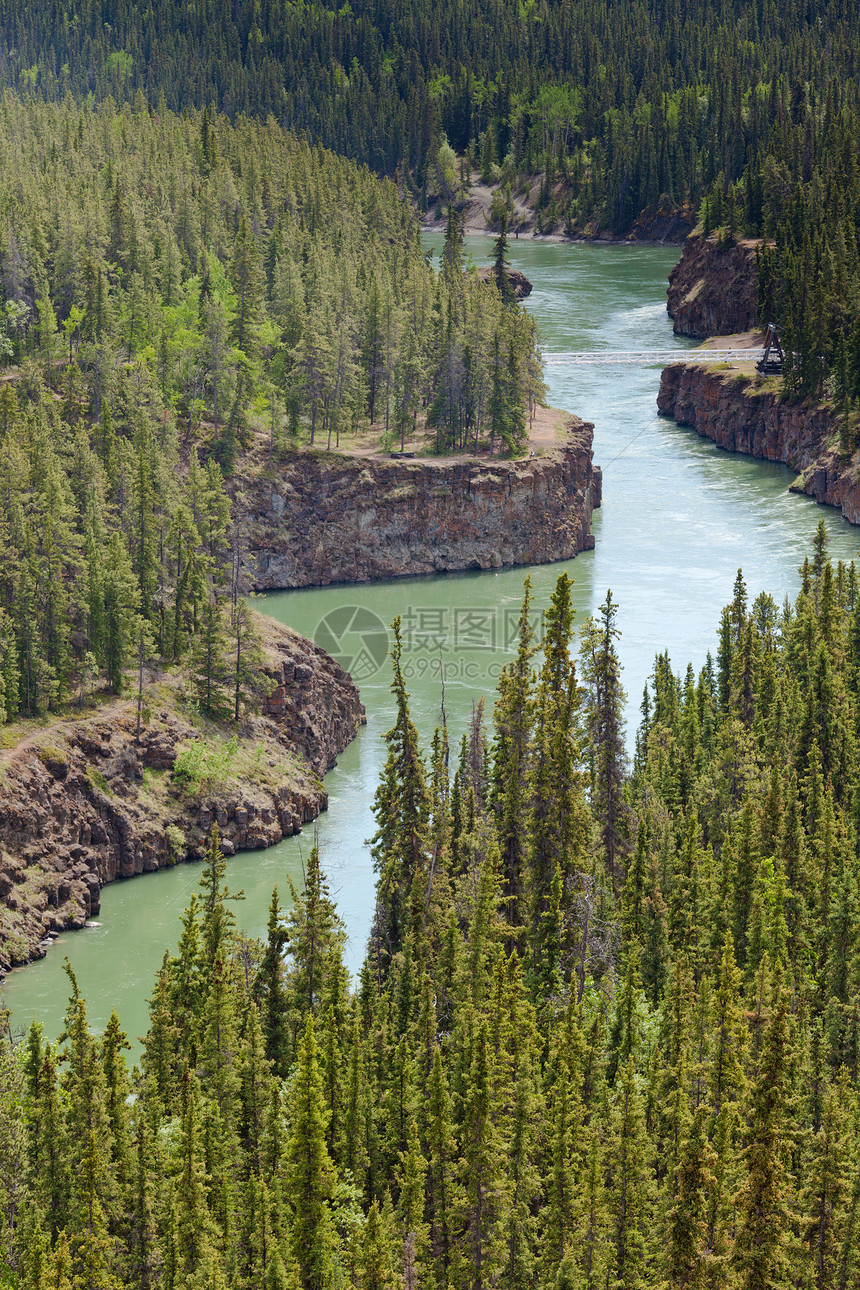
[
  {"left": 3, "top": 556, "right": 860, "bottom": 1288},
  {"left": 1, "top": 0, "right": 859, "bottom": 243}
]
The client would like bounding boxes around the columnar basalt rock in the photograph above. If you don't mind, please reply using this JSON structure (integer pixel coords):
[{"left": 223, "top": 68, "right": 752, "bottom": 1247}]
[
  {"left": 658, "top": 362, "right": 860, "bottom": 522},
  {"left": 0, "top": 622, "right": 365, "bottom": 977},
  {"left": 239, "top": 418, "right": 601, "bottom": 591},
  {"left": 667, "top": 233, "right": 761, "bottom": 339}
]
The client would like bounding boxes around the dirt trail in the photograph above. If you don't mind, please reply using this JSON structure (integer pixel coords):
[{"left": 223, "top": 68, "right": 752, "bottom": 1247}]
[
  {"left": 699, "top": 329, "right": 765, "bottom": 351},
  {"left": 0, "top": 700, "right": 134, "bottom": 769},
  {"left": 324, "top": 403, "right": 573, "bottom": 463}
]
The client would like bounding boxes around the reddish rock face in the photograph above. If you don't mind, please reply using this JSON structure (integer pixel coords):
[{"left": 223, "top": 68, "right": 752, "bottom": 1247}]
[
  {"left": 241, "top": 419, "right": 601, "bottom": 591},
  {"left": 658, "top": 363, "right": 860, "bottom": 522},
  {"left": 0, "top": 624, "right": 365, "bottom": 976},
  {"left": 476, "top": 266, "right": 533, "bottom": 299},
  {"left": 667, "top": 233, "right": 760, "bottom": 339}
]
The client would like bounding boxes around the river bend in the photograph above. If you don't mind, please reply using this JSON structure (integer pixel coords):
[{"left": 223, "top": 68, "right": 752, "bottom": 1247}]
[{"left": 4, "top": 238, "right": 858, "bottom": 1050}]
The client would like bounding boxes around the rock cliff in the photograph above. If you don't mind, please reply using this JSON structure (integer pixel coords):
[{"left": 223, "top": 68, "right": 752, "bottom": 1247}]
[
  {"left": 667, "top": 233, "right": 761, "bottom": 338},
  {"left": 238, "top": 418, "right": 601, "bottom": 591},
  {"left": 476, "top": 267, "right": 533, "bottom": 299},
  {"left": 657, "top": 362, "right": 860, "bottom": 521},
  {"left": 0, "top": 619, "right": 365, "bottom": 976}
]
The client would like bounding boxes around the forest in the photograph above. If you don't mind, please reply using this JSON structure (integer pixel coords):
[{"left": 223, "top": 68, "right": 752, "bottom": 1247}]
[
  {"left": 0, "top": 95, "right": 540, "bottom": 722},
  {"left": 3, "top": 528, "right": 860, "bottom": 1289},
  {"left": 1, "top": 2, "right": 860, "bottom": 1286},
  {"left": 0, "top": 0, "right": 856, "bottom": 238},
  {"left": 1, "top": 0, "right": 859, "bottom": 407}
]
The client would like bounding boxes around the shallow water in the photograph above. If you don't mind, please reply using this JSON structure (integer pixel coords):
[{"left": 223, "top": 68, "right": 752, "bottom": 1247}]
[{"left": 4, "top": 237, "right": 858, "bottom": 1055}]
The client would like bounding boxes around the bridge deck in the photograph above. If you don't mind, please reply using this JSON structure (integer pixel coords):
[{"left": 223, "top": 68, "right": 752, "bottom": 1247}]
[{"left": 543, "top": 349, "right": 757, "bottom": 366}]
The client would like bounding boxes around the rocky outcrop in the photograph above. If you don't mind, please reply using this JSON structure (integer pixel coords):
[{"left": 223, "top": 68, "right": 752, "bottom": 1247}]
[
  {"left": 628, "top": 208, "right": 695, "bottom": 243},
  {"left": 667, "top": 233, "right": 761, "bottom": 338},
  {"left": 657, "top": 362, "right": 860, "bottom": 521},
  {"left": 257, "top": 622, "right": 365, "bottom": 775},
  {"left": 239, "top": 418, "right": 601, "bottom": 590},
  {"left": 0, "top": 620, "right": 365, "bottom": 976},
  {"left": 476, "top": 267, "right": 533, "bottom": 299}
]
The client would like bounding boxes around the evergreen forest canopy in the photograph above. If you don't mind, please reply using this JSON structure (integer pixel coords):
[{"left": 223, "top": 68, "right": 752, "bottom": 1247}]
[
  {"left": 0, "top": 94, "right": 540, "bottom": 722},
  {"left": 0, "top": 0, "right": 857, "bottom": 240},
  {"left": 2, "top": 0, "right": 860, "bottom": 411},
  {"left": 5, "top": 530, "right": 860, "bottom": 1290}
]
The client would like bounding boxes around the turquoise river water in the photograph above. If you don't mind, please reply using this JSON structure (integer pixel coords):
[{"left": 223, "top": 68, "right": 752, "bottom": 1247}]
[{"left": 4, "top": 236, "right": 859, "bottom": 1056}]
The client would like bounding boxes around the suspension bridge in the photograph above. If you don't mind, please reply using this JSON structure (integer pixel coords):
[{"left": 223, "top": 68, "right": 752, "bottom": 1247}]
[{"left": 542, "top": 347, "right": 758, "bottom": 367}]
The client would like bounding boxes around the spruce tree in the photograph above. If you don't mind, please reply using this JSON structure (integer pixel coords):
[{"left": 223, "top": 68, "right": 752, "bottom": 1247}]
[
  {"left": 254, "top": 888, "right": 291, "bottom": 1077},
  {"left": 579, "top": 590, "right": 627, "bottom": 885},
  {"left": 285, "top": 1017, "right": 337, "bottom": 1290},
  {"left": 605, "top": 1056, "right": 653, "bottom": 1290},
  {"left": 491, "top": 577, "right": 535, "bottom": 928},
  {"left": 371, "top": 618, "right": 430, "bottom": 967},
  {"left": 734, "top": 982, "right": 796, "bottom": 1290},
  {"left": 529, "top": 572, "right": 587, "bottom": 975}
]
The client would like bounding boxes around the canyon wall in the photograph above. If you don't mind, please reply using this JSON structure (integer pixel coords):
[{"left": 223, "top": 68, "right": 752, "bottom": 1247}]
[
  {"left": 667, "top": 233, "right": 761, "bottom": 338},
  {"left": 658, "top": 362, "right": 860, "bottom": 521},
  {"left": 0, "top": 621, "right": 365, "bottom": 976},
  {"left": 2, "top": 416, "right": 601, "bottom": 975},
  {"left": 239, "top": 418, "right": 601, "bottom": 591}
]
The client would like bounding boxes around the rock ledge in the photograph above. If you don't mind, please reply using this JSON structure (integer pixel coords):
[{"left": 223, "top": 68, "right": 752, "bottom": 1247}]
[
  {"left": 667, "top": 233, "right": 760, "bottom": 339},
  {"left": 239, "top": 419, "right": 601, "bottom": 590},
  {"left": 0, "top": 620, "right": 365, "bottom": 976},
  {"left": 658, "top": 362, "right": 860, "bottom": 521}
]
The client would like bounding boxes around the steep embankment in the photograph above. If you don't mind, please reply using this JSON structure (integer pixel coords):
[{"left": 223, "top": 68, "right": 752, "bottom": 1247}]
[
  {"left": 658, "top": 362, "right": 860, "bottom": 520},
  {"left": 0, "top": 619, "right": 365, "bottom": 976},
  {"left": 667, "top": 233, "right": 761, "bottom": 338},
  {"left": 238, "top": 418, "right": 601, "bottom": 590}
]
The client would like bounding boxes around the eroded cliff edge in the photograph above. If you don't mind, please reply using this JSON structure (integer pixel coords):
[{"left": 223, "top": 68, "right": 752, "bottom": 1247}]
[
  {"left": 658, "top": 361, "right": 860, "bottom": 521},
  {"left": 0, "top": 618, "right": 365, "bottom": 976},
  {"left": 667, "top": 233, "right": 760, "bottom": 338},
  {"left": 238, "top": 417, "right": 601, "bottom": 590}
]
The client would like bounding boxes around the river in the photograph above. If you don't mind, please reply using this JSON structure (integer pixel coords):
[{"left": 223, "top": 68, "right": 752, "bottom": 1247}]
[{"left": 3, "top": 237, "right": 859, "bottom": 1055}]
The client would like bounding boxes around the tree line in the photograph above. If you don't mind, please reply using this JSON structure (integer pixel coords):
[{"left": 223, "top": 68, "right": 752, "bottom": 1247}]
[
  {"left": 741, "top": 85, "right": 860, "bottom": 408},
  {"left": 4, "top": 524, "right": 860, "bottom": 1289}
]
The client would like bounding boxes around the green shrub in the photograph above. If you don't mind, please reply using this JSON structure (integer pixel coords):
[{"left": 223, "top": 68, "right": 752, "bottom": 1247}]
[
  {"left": 85, "top": 764, "right": 111, "bottom": 795},
  {"left": 165, "top": 824, "right": 186, "bottom": 866},
  {"left": 35, "top": 743, "right": 68, "bottom": 772},
  {"left": 172, "top": 735, "right": 239, "bottom": 793}
]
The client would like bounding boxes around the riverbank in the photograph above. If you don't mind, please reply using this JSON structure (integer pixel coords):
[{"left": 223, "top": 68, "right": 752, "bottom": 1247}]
[
  {"left": 658, "top": 345, "right": 860, "bottom": 522},
  {"left": 237, "top": 413, "right": 601, "bottom": 591},
  {"left": 420, "top": 170, "right": 693, "bottom": 243},
  {"left": 0, "top": 615, "right": 364, "bottom": 977}
]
